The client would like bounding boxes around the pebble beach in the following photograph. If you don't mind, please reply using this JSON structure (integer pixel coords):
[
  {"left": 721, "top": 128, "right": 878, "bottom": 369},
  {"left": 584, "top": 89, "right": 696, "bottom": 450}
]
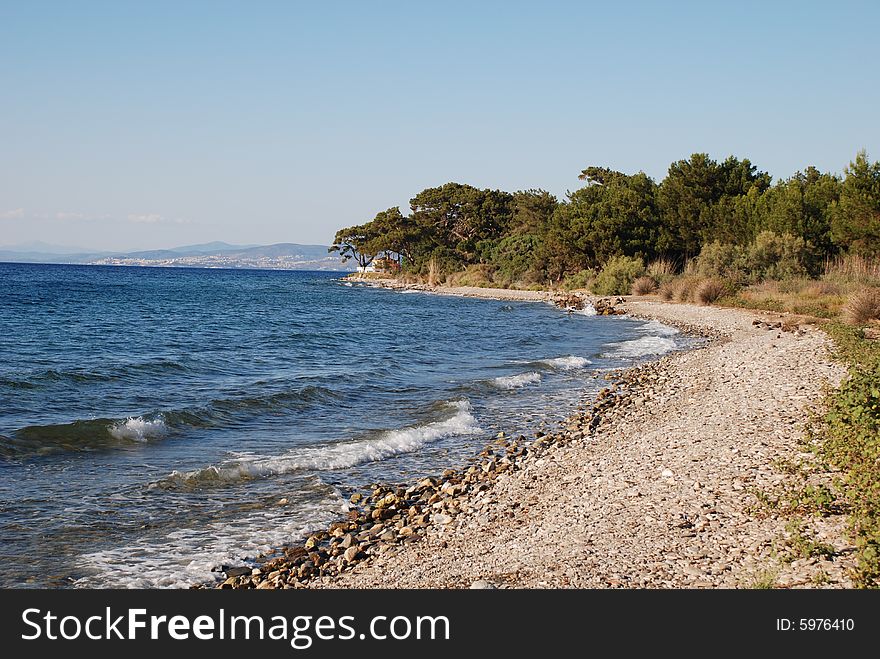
[{"left": 219, "top": 286, "right": 856, "bottom": 590}]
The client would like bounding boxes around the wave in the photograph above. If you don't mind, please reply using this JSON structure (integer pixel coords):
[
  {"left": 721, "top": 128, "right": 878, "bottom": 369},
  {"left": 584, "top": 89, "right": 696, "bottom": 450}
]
[
  {"left": 603, "top": 335, "right": 677, "bottom": 358},
  {"left": 156, "top": 400, "right": 482, "bottom": 488},
  {"left": 577, "top": 302, "right": 597, "bottom": 316},
  {"left": 75, "top": 482, "right": 347, "bottom": 588},
  {"left": 0, "top": 359, "right": 190, "bottom": 391},
  {"left": 109, "top": 416, "right": 168, "bottom": 442},
  {"left": 537, "top": 355, "right": 592, "bottom": 370},
  {"left": 491, "top": 372, "right": 542, "bottom": 389},
  {"left": 0, "top": 385, "right": 340, "bottom": 457},
  {"left": 636, "top": 319, "right": 679, "bottom": 337},
  {"left": 0, "top": 414, "right": 170, "bottom": 457}
]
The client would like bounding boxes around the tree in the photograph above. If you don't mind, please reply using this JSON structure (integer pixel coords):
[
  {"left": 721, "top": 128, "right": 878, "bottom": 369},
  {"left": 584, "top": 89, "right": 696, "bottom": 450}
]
[
  {"left": 509, "top": 189, "right": 557, "bottom": 235},
  {"left": 656, "top": 154, "right": 769, "bottom": 259},
  {"left": 329, "top": 223, "right": 382, "bottom": 270},
  {"left": 831, "top": 151, "right": 880, "bottom": 256},
  {"left": 409, "top": 183, "right": 513, "bottom": 262},
  {"left": 750, "top": 167, "right": 839, "bottom": 256},
  {"left": 566, "top": 168, "right": 659, "bottom": 265}
]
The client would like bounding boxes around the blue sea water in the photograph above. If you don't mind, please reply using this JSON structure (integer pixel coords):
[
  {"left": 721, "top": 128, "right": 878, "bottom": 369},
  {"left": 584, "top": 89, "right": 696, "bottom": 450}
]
[{"left": 0, "top": 263, "right": 692, "bottom": 588}]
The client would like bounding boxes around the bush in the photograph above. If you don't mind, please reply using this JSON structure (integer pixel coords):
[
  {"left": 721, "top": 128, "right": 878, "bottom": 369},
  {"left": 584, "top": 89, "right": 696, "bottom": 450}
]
[
  {"left": 592, "top": 256, "right": 645, "bottom": 296},
  {"left": 672, "top": 276, "right": 699, "bottom": 303},
  {"left": 745, "top": 231, "right": 813, "bottom": 281},
  {"left": 445, "top": 264, "right": 495, "bottom": 288},
  {"left": 844, "top": 288, "right": 880, "bottom": 325},
  {"left": 695, "top": 278, "right": 729, "bottom": 305},
  {"left": 694, "top": 232, "right": 816, "bottom": 283},
  {"left": 693, "top": 241, "right": 747, "bottom": 282},
  {"left": 631, "top": 276, "right": 658, "bottom": 295},
  {"left": 658, "top": 281, "right": 675, "bottom": 300},
  {"left": 647, "top": 258, "right": 677, "bottom": 281},
  {"left": 820, "top": 324, "right": 880, "bottom": 586},
  {"left": 561, "top": 268, "right": 596, "bottom": 291}
]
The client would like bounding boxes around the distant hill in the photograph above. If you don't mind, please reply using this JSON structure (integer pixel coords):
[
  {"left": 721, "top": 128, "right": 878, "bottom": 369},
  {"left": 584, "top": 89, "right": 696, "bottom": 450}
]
[{"left": 0, "top": 242, "right": 353, "bottom": 271}]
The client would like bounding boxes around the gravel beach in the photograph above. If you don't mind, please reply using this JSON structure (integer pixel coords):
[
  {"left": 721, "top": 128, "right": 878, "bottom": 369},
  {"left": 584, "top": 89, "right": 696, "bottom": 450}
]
[{"left": 222, "top": 287, "right": 856, "bottom": 590}]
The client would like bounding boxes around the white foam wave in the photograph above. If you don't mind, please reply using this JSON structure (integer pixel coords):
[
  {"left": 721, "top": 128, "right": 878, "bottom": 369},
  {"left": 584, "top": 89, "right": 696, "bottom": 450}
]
[
  {"left": 577, "top": 302, "right": 597, "bottom": 316},
  {"left": 603, "top": 335, "right": 677, "bottom": 358},
  {"left": 491, "top": 372, "right": 541, "bottom": 389},
  {"left": 109, "top": 416, "right": 168, "bottom": 442},
  {"left": 76, "top": 484, "right": 345, "bottom": 588},
  {"left": 539, "top": 355, "right": 592, "bottom": 370},
  {"left": 636, "top": 319, "right": 679, "bottom": 336},
  {"left": 160, "top": 400, "right": 481, "bottom": 486}
]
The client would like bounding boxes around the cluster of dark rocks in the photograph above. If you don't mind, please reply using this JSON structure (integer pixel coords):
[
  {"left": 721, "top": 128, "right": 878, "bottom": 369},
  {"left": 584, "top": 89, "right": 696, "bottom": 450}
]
[{"left": 551, "top": 292, "right": 626, "bottom": 315}]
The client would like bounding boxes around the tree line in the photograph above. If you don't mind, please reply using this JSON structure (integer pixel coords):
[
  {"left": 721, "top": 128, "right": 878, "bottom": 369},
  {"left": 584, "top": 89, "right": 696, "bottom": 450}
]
[{"left": 330, "top": 151, "right": 880, "bottom": 284}]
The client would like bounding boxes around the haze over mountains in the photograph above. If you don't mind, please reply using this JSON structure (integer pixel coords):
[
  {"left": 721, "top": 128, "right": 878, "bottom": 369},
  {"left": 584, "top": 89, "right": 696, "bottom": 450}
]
[{"left": 0, "top": 241, "right": 353, "bottom": 271}]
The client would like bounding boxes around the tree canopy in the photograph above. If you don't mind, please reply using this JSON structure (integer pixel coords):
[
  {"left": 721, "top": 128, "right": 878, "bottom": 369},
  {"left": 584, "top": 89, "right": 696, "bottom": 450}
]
[{"left": 332, "top": 150, "right": 880, "bottom": 283}]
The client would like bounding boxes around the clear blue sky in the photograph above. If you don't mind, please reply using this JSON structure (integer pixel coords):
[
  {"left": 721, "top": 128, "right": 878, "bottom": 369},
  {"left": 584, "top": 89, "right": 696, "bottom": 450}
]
[{"left": 1, "top": 0, "right": 878, "bottom": 251}]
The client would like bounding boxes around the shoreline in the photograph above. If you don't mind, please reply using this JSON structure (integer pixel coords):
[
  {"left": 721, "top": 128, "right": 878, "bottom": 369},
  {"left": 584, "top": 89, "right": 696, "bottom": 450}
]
[{"left": 217, "top": 283, "right": 855, "bottom": 589}]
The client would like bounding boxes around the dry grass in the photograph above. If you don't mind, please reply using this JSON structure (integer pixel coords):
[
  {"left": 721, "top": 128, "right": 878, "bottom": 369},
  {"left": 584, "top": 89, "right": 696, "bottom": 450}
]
[
  {"left": 695, "top": 278, "right": 728, "bottom": 305},
  {"left": 658, "top": 281, "right": 675, "bottom": 300},
  {"left": 647, "top": 258, "right": 677, "bottom": 278},
  {"left": 672, "top": 277, "right": 698, "bottom": 303},
  {"left": 631, "top": 276, "right": 658, "bottom": 295},
  {"left": 824, "top": 254, "right": 880, "bottom": 285},
  {"left": 445, "top": 264, "right": 494, "bottom": 288},
  {"left": 843, "top": 288, "right": 880, "bottom": 326},
  {"left": 802, "top": 281, "right": 842, "bottom": 297}
]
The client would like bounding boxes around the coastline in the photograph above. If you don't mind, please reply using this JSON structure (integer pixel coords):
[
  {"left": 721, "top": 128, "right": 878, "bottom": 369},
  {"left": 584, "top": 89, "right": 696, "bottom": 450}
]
[{"left": 218, "top": 283, "right": 855, "bottom": 589}]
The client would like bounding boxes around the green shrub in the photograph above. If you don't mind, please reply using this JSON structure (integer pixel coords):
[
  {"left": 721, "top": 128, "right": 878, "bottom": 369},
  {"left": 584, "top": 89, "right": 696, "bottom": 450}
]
[
  {"left": 694, "top": 232, "right": 816, "bottom": 283},
  {"left": 745, "top": 231, "right": 813, "bottom": 281},
  {"left": 819, "top": 324, "right": 880, "bottom": 587},
  {"left": 561, "top": 268, "right": 596, "bottom": 291},
  {"left": 592, "top": 256, "right": 645, "bottom": 295},
  {"left": 693, "top": 241, "right": 747, "bottom": 282}
]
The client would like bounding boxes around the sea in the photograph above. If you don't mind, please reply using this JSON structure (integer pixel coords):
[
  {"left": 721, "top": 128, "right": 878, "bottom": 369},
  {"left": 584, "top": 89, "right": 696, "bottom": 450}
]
[{"left": 0, "top": 263, "right": 694, "bottom": 588}]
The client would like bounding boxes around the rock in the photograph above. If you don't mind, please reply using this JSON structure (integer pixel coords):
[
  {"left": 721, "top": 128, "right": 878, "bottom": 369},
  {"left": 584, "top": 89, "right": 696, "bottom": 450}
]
[
  {"left": 224, "top": 566, "right": 251, "bottom": 578},
  {"left": 470, "top": 580, "right": 496, "bottom": 589},
  {"left": 432, "top": 513, "right": 453, "bottom": 525},
  {"left": 350, "top": 493, "right": 363, "bottom": 504},
  {"left": 343, "top": 546, "right": 360, "bottom": 563},
  {"left": 661, "top": 469, "right": 674, "bottom": 478},
  {"left": 277, "top": 498, "right": 289, "bottom": 506}
]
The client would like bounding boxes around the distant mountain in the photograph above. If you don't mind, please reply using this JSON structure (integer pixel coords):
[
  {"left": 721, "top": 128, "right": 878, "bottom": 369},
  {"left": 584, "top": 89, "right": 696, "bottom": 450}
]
[
  {"left": 167, "top": 241, "right": 257, "bottom": 254},
  {"left": 0, "top": 242, "right": 353, "bottom": 271}
]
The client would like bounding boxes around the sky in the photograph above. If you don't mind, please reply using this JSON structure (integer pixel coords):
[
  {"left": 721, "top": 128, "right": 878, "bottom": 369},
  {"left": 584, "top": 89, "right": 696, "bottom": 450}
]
[{"left": 1, "top": 1, "right": 878, "bottom": 252}]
